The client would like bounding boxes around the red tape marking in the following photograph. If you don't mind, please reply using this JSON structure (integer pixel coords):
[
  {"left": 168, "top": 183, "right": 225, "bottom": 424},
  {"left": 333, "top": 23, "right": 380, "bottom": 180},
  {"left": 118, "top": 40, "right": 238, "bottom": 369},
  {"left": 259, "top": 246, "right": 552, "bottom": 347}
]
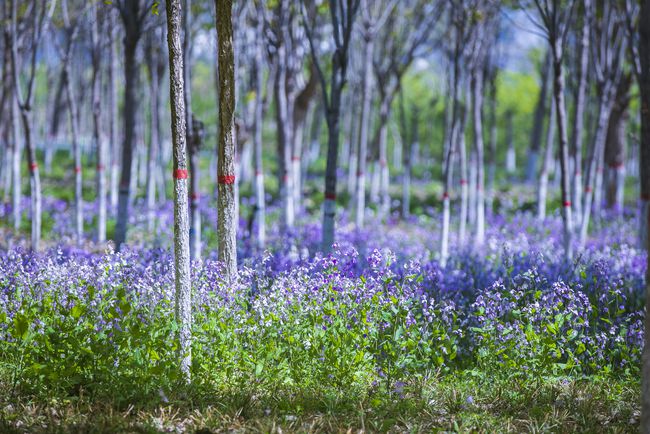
[
  {"left": 255, "top": 170, "right": 262, "bottom": 176},
  {"left": 585, "top": 187, "right": 593, "bottom": 193},
  {"left": 96, "top": 164, "right": 105, "bottom": 171},
  {"left": 460, "top": 179, "right": 468, "bottom": 185},
  {"left": 563, "top": 201, "right": 572, "bottom": 207},
  {"left": 74, "top": 166, "right": 81, "bottom": 174},
  {"left": 442, "top": 192, "right": 449, "bottom": 199},
  {"left": 218, "top": 175, "right": 236, "bottom": 184},
  {"left": 29, "top": 163, "right": 38, "bottom": 171},
  {"left": 174, "top": 169, "right": 189, "bottom": 179},
  {"left": 324, "top": 192, "right": 336, "bottom": 200},
  {"left": 291, "top": 156, "right": 300, "bottom": 162},
  {"left": 357, "top": 171, "right": 364, "bottom": 177}
]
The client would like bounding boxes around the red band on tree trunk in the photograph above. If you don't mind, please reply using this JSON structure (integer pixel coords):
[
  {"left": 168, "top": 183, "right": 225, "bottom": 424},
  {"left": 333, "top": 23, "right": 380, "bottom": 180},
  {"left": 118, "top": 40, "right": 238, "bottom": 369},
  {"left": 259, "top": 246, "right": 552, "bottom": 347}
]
[
  {"left": 563, "top": 201, "right": 572, "bottom": 207},
  {"left": 218, "top": 175, "right": 236, "bottom": 184},
  {"left": 460, "top": 179, "right": 468, "bottom": 185},
  {"left": 255, "top": 170, "right": 262, "bottom": 176},
  {"left": 29, "top": 163, "right": 38, "bottom": 171},
  {"left": 96, "top": 164, "right": 105, "bottom": 171},
  {"left": 324, "top": 192, "right": 336, "bottom": 200},
  {"left": 585, "top": 187, "right": 592, "bottom": 193},
  {"left": 291, "top": 156, "right": 300, "bottom": 161},
  {"left": 74, "top": 166, "right": 81, "bottom": 174},
  {"left": 609, "top": 162, "right": 624, "bottom": 169},
  {"left": 379, "top": 159, "right": 387, "bottom": 167},
  {"left": 174, "top": 169, "right": 189, "bottom": 179},
  {"left": 442, "top": 192, "right": 449, "bottom": 199},
  {"left": 357, "top": 171, "right": 364, "bottom": 177}
]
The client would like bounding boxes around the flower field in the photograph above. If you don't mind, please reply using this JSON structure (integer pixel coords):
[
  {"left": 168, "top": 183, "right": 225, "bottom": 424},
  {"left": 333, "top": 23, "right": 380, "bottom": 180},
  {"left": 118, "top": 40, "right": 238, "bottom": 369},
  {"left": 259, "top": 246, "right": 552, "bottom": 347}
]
[{"left": 0, "top": 198, "right": 644, "bottom": 432}]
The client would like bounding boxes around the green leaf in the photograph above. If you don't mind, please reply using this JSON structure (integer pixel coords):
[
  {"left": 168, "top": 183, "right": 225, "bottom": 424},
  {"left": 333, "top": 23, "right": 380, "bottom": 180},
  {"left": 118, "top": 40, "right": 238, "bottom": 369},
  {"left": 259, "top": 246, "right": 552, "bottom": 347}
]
[{"left": 13, "top": 313, "right": 30, "bottom": 340}]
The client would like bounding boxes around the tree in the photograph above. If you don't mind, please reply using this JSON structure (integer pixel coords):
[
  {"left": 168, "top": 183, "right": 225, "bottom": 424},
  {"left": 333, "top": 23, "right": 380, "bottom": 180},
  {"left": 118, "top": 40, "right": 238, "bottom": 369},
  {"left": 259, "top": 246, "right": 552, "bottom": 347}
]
[
  {"left": 8, "top": 0, "right": 57, "bottom": 251},
  {"left": 113, "top": 0, "right": 154, "bottom": 250},
  {"left": 165, "top": 0, "right": 192, "bottom": 381},
  {"left": 91, "top": 1, "right": 107, "bottom": 243},
  {"left": 529, "top": 0, "right": 576, "bottom": 261},
  {"left": 579, "top": 0, "right": 626, "bottom": 246},
  {"left": 302, "top": 0, "right": 361, "bottom": 252},
  {"left": 215, "top": 0, "right": 238, "bottom": 280},
  {"left": 570, "top": 0, "right": 590, "bottom": 226},
  {"left": 637, "top": 0, "right": 650, "bottom": 428}
]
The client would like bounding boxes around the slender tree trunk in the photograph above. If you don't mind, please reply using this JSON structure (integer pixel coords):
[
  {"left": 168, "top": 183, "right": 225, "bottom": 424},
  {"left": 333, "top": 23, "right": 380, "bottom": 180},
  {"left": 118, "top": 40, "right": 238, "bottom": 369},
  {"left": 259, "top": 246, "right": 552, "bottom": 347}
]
[
  {"left": 145, "top": 42, "right": 163, "bottom": 233},
  {"left": 216, "top": 0, "right": 237, "bottom": 280},
  {"left": 604, "top": 76, "right": 630, "bottom": 211},
  {"left": 11, "top": 95, "right": 21, "bottom": 232},
  {"left": 538, "top": 97, "right": 556, "bottom": 220},
  {"left": 639, "top": 0, "right": 650, "bottom": 430},
  {"left": 505, "top": 111, "right": 516, "bottom": 174},
  {"left": 441, "top": 33, "right": 461, "bottom": 268},
  {"left": 527, "top": 51, "right": 551, "bottom": 183},
  {"left": 355, "top": 34, "right": 373, "bottom": 228},
  {"left": 64, "top": 65, "right": 83, "bottom": 245},
  {"left": 274, "top": 42, "right": 294, "bottom": 231},
  {"left": 378, "top": 94, "right": 391, "bottom": 219},
  {"left": 487, "top": 70, "right": 497, "bottom": 215},
  {"left": 165, "top": 0, "right": 191, "bottom": 381},
  {"left": 458, "top": 82, "right": 470, "bottom": 243},
  {"left": 109, "top": 17, "right": 119, "bottom": 214},
  {"left": 580, "top": 83, "right": 615, "bottom": 246},
  {"left": 571, "top": 1, "right": 589, "bottom": 226},
  {"left": 114, "top": 36, "right": 138, "bottom": 250},
  {"left": 253, "top": 22, "right": 265, "bottom": 248},
  {"left": 472, "top": 67, "right": 486, "bottom": 245},
  {"left": 91, "top": 3, "right": 106, "bottom": 243},
  {"left": 551, "top": 41, "right": 574, "bottom": 261}
]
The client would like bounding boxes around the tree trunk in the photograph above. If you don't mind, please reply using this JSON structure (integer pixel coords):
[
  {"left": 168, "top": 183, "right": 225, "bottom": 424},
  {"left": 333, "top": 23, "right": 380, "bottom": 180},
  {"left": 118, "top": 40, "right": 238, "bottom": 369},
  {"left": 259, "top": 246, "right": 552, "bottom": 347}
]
[
  {"left": 114, "top": 33, "right": 139, "bottom": 250},
  {"left": 458, "top": 82, "right": 470, "bottom": 243},
  {"left": 639, "top": 0, "right": 650, "bottom": 430},
  {"left": 487, "top": 70, "right": 497, "bottom": 215},
  {"left": 64, "top": 65, "right": 84, "bottom": 245},
  {"left": 165, "top": 0, "right": 192, "bottom": 382},
  {"left": 91, "top": 2, "right": 106, "bottom": 243},
  {"left": 352, "top": 68, "right": 369, "bottom": 224},
  {"left": 527, "top": 51, "right": 551, "bottom": 183},
  {"left": 472, "top": 67, "right": 485, "bottom": 245},
  {"left": 580, "top": 82, "right": 616, "bottom": 246},
  {"left": 604, "top": 75, "right": 631, "bottom": 210},
  {"left": 571, "top": 1, "right": 589, "bottom": 226},
  {"left": 378, "top": 94, "right": 391, "bottom": 219},
  {"left": 216, "top": 0, "right": 237, "bottom": 280},
  {"left": 11, "top": 95, "right": 21, "bottom": 232},
  {"left": 551, "top": 41, "right": 574, "bottom": 261},
  {"left": 505, "top": 111, "right": 516, "bottom": 174},
  {"left": 253, "top": 20, "right": 265, "bottom": 248},
  {"left": 109, "top": 16, "right": 120, "bottom": 214},
  {"left": 274, "top": 41, "right": 295, "bottom": 231},
  {"left": 538, "top": 97, "right": 556, "bottom": 220}
]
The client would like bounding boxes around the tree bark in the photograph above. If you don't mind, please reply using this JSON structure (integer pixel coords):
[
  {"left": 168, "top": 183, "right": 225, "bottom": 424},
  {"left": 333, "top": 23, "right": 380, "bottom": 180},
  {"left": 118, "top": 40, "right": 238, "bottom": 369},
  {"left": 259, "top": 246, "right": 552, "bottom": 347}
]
[
  {"left": 165, "top": 0, "right": 192, "bottom": 382},
  {"left": 215, "top": 0, "right": 237, "bottom": 280},
  {"left": 570, "top": 0, "right": 589, "bottom": 226},
  {"left": 354, "top": 29, "right": 374, "bottom": 229},
  {"left": 472, "top": 65, "right": 485, "bottom": 245},
  {"left": 604, "top": 75, "right": 631, "bottom": 210},
  {"left": 538, "top": 96, "right": 556, "bottom": 220},
  {"left": 253, "top": 15, "right": 265, "bottom": 248},
  {"left": 551, "top": 40, "right": 574, "bottom": 261},
  {"left": 91, "top": 3, "right": 106, "bottom": 243},
  {"left": 114, "top": 2, "right": 144, "bottom": 250},
  {"left": 639, "top": 0, "right": 650, "bottom": 431},
  {"left": 526, "top": 51, "right": 551, "bottom": 183}
]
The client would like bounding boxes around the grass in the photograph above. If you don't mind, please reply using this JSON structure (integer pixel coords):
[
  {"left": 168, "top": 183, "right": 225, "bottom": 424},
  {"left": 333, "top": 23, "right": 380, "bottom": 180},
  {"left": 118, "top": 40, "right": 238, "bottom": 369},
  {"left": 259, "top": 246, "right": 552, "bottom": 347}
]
[{"left": 0, "top": 372, "right": 638, "bottom": 433}]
